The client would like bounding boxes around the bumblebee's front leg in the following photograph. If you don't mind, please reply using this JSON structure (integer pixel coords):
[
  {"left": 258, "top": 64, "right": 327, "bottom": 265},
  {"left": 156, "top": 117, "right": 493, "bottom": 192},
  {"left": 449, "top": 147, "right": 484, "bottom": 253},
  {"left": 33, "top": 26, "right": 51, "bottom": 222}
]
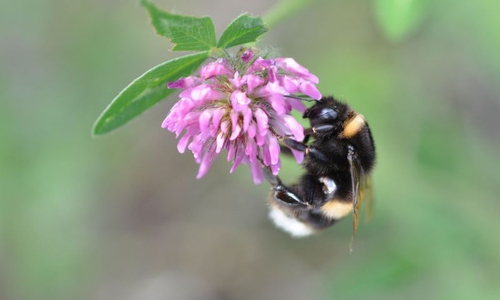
[
  {"left": 262, "top": 166, "right": 310, "bottom": 206},
  {"left": 303, "top": 127, "right": 314, "bottom": 144},
  {"left": 279, "top": 128, "right": 313, "bottom": 156},
  {"left": 283, "top": 138, "right": 330, "bottom": 162}
]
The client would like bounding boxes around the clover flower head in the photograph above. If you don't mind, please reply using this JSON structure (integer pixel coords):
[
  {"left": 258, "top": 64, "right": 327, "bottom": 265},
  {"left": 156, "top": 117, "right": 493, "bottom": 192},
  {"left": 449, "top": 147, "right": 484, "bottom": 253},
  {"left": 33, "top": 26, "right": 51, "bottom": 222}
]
[{"left": 163, "top": 49, "right": 321, "bottom": 184}]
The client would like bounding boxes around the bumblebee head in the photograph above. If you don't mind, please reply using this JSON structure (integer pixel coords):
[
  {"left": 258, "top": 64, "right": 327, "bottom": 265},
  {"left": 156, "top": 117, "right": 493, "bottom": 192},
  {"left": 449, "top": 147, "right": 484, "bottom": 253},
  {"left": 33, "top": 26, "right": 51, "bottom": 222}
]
[{"left": 303, "top": 96, "right": 350, "bottom": 136}]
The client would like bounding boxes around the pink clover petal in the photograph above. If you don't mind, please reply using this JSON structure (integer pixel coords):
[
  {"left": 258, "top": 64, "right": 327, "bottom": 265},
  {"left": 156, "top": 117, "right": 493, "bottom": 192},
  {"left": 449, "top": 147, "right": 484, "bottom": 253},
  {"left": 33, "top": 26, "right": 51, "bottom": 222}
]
[
  {"left": 175, "top": 121, "right": 193, "bottom": 136},
  {"left": 269, "top": 117, "right": 288, "bottom": 137},
  {"left": 196, "top": 149, "right": 217, "bottom": 179},
  {"left": 243, "top": 74, "right": 265, "bottom": 94},
  {"left": 220, "top": 120, "right": 229, "bottom": 134},
  {"left": 267, "top": 94, "right": 288, "bottom": 115},
  {"left": 304, "top": 73, "right": 319, "bottom": 84},
  {"left": 189, "top": 134, "right": 204, "bottom": 161},
  {"left": 212, "top": 107, "right": 224, "bottom": 129},
  {"left": 209, "top": 125, "right": 218, "bottom": 138},
  {"left": 291, "top": 149, "right": 305, "bottom": 164},
  {"left": 229, "top": 111, "right": 241, "bottom": 140},
  {"left": 227, "top": 143, "right": 236, "bottom": 162},
  {"left": 216, "top": 132, "right": 225, "bottom": 153},
  {"left": 186, "top": 125, "right": 201, "bottom": 136},
  {"left": 281, "top": 76, "right": 299, "bottom": 94},
  {"left": 166, "top": 99, "right": 194, "bottom": 121},
  {"left": 177, "top": 134, "right": 191, "bottom": 153},
  {"left": 255, "top": 81, "right": 288, "bottom": 98},
  {"left": 267, "top": 135, "right": 281, "bottom": 165},
  {"left": 254, "top": 108, "right": 269, "bottom": 134},
  {"left": 230, "top": 109, "right": 239, "bottom": 126},
  {"left": 179, "top": 112, "right": 202, "bottom": 135},
  {"left": 249, "top": 160, "right": 264, "bottom": 184},
  {"left": 242, "top": 108, "right": 252, "bottom": 132},
  {"left": 275, "top": 57, "right": 319, "bottom": 84},
  {"left": 229, "top": 72, "right": 244, "bottom": 89},
  {"left": 286, "top": 98, "right": 307, "bottom": 113},
  {"left": 245, "top": 139, "right": 257, "bottom": 161},
  {"left": 247, "top": 122, "right": 257, "bottom": 138},
  {"left": 180, "top": 84, "right": 226, "bottom": 102},
  {"left": 267, "top": 66, "right": 279, "bottom": 82},
  {"left": 167, "top": 76, "right": 203, "bottom": 89},
  {"left": 161, "top": 115, "right": 171, "bottom": 129},
  {"left": 248, "top": 57, "right": 272, "bottom": 73},
  {"left": 230, "top": 124, "right": 242, "bottom": 140},
  {"left": 275, "top": 58, "right": 308, "bottom": 74},
  {"left": 163, "top": 101, "right": 190, "bottom": 129},
  {"left": 230, "top": 144, "right": 246, "bottom": 173},
  {"left": 229, "top": 155, "right": 243, "bottom": 173},
  {"left": 200, "top": 60, "right": 233, "bottom": 79},
  {"left": 262, "top": 146, "right": 271, "bottom": 165},
  {"left": 198, "top": 110, "right": 212, "bottom": 136},
  {"left": 167, "top": 79, "right": 184, "bottom": 89},
  {"left": 270, "top": 161, "right": 281, "bottom": 176},
  {"left": 172, "top": 123, "right": 187, "bottom": 137},
  {"left": 255, "top": 133, "right": 266, "bottom": 146},
  {"left": 282, "top": 115, "right": 305, "bottom": 141},
  {"left": 231, "top": 90, "right": 251, "bottom": 112},
  {"left": 299, "top": 81, "right": 322, "bottom": 100}
]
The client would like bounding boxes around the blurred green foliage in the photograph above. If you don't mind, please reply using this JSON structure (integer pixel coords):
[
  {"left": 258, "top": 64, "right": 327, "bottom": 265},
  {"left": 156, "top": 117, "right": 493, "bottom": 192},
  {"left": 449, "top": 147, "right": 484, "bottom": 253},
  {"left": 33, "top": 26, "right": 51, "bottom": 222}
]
[
  {"left": 375, "top": 0, "right": 429, "bottom": 41},
  {"left": 1, "top": 0, "right": 499, "bottom": 300}
]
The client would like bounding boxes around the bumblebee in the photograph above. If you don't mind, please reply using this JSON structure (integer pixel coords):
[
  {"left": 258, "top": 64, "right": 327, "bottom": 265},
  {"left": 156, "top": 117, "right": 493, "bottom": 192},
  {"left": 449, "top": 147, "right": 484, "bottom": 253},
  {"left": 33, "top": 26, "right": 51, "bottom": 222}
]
[{"left": 264, "top": 96, "right": 376, "bottom": 246}]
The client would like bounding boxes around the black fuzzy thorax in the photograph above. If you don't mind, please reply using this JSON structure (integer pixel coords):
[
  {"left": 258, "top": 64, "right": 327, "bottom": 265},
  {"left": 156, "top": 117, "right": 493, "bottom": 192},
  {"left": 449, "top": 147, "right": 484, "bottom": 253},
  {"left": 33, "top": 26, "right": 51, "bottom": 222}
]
[
  {"left": 267, "top": 96, "right": 376, "bottom": 232},
  {"left": 299, "top": 96, "right": 376, "bottom": 204}
]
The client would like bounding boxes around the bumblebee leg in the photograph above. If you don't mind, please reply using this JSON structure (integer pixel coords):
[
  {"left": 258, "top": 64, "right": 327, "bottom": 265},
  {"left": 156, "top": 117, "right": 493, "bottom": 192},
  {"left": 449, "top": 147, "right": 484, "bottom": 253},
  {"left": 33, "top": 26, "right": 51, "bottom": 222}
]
[
  {"left": 262, "top": 166, "right": 309, "bottom": 206},
  {"left": 279, "top": 145, "right": 294, "bottom": 157},
  {"left": 279, "top": 128, "right": 313, "bottom": 158},
  {"left": 283, "top": 137, "right": 330, "bottom": 162},
  {"left": 274, "top": 185, "right": 310, "bottom": 206},
  {"left": 283, "top": 138, "right": 307, "bottom": 152},
  {"left": 262, "top": 164, "right": 280, "bottom": 186},
  {"left": 307, "top": 147, "right": 330, "bottom": 162},
  {"left": 312, "top": 124, "right": 334, "bottom": 133},
  {"left": 303, "top": 128, "right": 313, "bottom": 144}
]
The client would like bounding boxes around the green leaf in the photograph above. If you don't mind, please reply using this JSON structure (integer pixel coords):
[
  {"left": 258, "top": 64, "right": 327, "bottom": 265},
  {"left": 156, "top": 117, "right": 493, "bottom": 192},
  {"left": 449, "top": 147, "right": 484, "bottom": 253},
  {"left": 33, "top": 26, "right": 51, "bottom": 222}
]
[
  {"left": 217, "top": 14, "right": 268, "bottom": 48},
  {"left": 375, "top": 0, "right": 429, "bottom": 41},
  {"left": 92, "top": 52, "right": 208, "bottom": 136},
  {"left": 141, "top": 0, "right": 216, "bottom": 51}
]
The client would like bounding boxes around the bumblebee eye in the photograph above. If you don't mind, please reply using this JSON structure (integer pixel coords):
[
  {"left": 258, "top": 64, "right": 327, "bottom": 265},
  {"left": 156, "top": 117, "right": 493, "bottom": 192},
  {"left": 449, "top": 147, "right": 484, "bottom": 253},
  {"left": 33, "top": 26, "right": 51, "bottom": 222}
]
[{"left": 319, "top": 108, "right": 338, "bottom": 120}]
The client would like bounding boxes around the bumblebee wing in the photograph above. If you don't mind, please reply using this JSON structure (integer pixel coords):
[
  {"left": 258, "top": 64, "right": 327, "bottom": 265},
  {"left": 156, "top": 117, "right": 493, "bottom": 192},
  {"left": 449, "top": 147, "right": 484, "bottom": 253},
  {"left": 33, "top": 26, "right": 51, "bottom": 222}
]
[
  {"left": 347, "top": 145, "right": 362, "bottom": 252},
  {"left": 361, "top": 175, "right": 374, "bottom": 223}
]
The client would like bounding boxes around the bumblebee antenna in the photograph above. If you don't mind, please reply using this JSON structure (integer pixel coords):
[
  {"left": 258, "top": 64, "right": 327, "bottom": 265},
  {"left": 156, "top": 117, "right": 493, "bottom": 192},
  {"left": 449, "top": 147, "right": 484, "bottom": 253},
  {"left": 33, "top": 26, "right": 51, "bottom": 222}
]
[{"left": 284, "top": 95, "right": 317, "bottom": 102}]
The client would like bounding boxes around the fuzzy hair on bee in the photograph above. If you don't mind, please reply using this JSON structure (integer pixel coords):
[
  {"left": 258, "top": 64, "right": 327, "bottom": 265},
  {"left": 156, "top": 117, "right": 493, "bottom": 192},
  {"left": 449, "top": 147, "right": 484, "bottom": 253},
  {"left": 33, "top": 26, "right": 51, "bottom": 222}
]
[{"left": 263, "top": 96, "right": 376, "bottom": 248}]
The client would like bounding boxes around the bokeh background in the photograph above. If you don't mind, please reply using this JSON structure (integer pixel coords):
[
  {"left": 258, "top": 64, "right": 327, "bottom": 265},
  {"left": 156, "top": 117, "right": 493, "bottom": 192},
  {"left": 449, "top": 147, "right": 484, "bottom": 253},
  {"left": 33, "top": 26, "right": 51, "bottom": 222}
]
[{"left": 1, "top": 0, "right": 500, "bottom": 299}]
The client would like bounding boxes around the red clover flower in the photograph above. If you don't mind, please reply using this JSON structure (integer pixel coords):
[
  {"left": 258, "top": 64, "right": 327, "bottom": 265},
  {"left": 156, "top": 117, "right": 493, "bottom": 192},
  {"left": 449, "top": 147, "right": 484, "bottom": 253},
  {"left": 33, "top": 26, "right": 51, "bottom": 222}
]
[{"left": 163, "top": 49, "right": 321, "bottom": 184}]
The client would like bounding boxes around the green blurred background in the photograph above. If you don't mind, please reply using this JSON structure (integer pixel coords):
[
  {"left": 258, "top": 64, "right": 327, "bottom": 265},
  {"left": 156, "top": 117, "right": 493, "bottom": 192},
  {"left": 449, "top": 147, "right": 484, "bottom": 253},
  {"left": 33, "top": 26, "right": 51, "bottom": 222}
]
[{"left": 1, "top": 0, "right": 499, "bottom": 299}]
